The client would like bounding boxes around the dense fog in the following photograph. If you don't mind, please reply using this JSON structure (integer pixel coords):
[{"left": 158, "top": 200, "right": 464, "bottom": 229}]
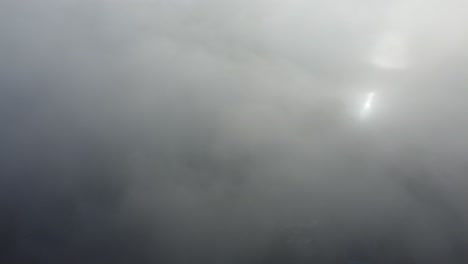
[{"left": 1, "top": 0, "right": 468, "bottom": 263}]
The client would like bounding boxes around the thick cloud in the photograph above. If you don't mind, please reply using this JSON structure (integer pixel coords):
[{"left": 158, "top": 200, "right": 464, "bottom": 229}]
[{"left": 1, "top": 0, "right": 468, "bottom": 263}]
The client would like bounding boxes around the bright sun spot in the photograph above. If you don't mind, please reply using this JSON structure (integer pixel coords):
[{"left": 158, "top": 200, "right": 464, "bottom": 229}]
[{"left": 360, "top": 91, "right": 376, "bottom": 119}]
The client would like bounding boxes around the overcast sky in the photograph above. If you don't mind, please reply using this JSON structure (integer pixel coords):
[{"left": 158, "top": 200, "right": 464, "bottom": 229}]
[{"left": 1, "top": 0, "right": 468, "bottom": 263}]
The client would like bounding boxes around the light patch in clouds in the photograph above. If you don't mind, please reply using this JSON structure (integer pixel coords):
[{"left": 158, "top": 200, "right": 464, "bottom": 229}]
[{"left": 370, "top": 31, "right": 409, "bottom": 69}]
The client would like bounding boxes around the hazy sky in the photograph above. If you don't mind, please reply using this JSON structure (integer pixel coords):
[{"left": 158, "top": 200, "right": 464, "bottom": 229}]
[{"left": 1, "top": 0, "right": 468, "bottom": 263}]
